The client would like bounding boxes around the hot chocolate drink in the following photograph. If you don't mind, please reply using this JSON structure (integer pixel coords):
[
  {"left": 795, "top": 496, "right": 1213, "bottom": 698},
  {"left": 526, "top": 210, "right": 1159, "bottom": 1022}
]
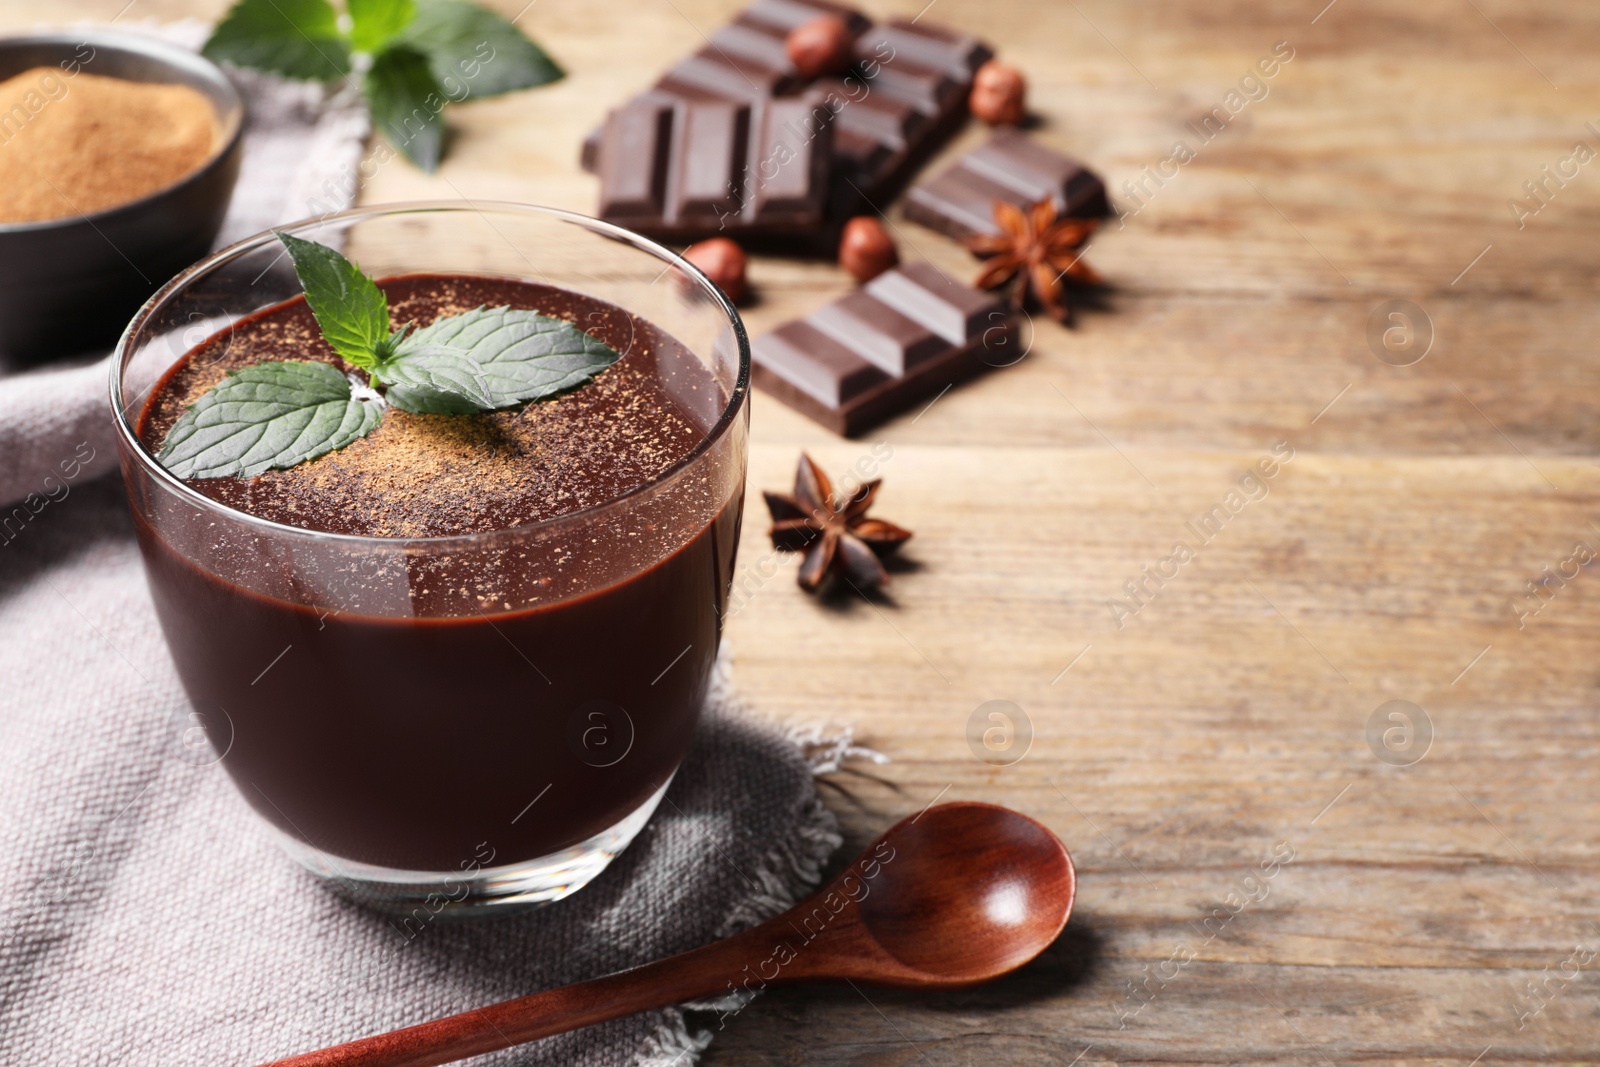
[{"left": 131, "top": 274, "right": 741, "bottom": 875}]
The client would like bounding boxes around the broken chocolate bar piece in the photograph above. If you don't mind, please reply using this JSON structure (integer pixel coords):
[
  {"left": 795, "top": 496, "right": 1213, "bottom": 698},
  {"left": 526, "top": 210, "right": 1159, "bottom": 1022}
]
[
  {"left": 657, "top": 0, "right": 871, "bottom": 103},
  {"left": 750, "top": 261, "right": 1014, "bottom": 435},
  {"left": 903, "top": 128, "right": 1111, "bottom": 241},
  {"left": 579, "top": 0, "right": 867, "bottom": 172},
  {"left": 824, "top": 19, "right": 991, "bottom": 211},
  {"left": 595, "top": 93, "right": 834, "bottom": 240},
  {"left": 581, "top": 2, "right": 992, "bottom": 232}
]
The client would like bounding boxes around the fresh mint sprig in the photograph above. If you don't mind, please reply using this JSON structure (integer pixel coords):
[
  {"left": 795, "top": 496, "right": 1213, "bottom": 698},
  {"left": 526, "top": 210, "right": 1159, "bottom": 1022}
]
[
  {"left": 157, "top": 233, "right": 622, "bottom": 480},
  {"left": 203, "top": 0, "right": 563, "bottom": 171}
]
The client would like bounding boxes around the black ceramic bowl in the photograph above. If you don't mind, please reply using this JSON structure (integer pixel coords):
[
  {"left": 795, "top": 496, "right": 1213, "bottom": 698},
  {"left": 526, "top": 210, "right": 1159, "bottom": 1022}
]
[{"left": 0, "top": 32, "right": 243, "bottom": 363}]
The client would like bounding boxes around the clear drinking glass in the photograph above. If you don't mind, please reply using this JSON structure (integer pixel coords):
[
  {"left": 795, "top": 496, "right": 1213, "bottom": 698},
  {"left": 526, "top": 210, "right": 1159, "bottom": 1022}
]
[{"left": 111, "top": 203, "right": 749, "bottom": 911}]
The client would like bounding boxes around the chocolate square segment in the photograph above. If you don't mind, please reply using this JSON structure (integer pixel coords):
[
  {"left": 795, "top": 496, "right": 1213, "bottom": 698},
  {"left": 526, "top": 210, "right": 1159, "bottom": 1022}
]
[
  {"left": 596, "top": 95, "right": 832, "bottom": 239},
  {"left": 596, "top": 104, "right": 672, "bottom": 218},
  {"left": 676, "top": 103, "right": 750, "bottom": 223},
  {"left": 707, "top": 23, "right": 796, "bottom": 80},
  {"left": 907, "top": 166, "right": 1013, "bottom": 238},
  {"left": 751, "top": 97, "right": 833, "bottom": 217},
  {"left": 866, "top": 261, "right": 995, "bottom": 344},
  {"left": 660, "top": 53, "right": 779, "bottom": 102},
  {"left": 808, "top": 289, "right": 944, "bottom": 375},
  {"left": 904, "top": 129, "right": 1111, "bottom": 241},
  {"left": 742, "top": 0, "right": 871, "bottom": 35},
  {"left": 754, "top": 321, "right": 889, "bottom": 406},
  {"left": 859, "top": 20, "right": 993, "bottom": 82},
  {"left": 751, "top": 262, "right": 1013, "bottom": 436}
]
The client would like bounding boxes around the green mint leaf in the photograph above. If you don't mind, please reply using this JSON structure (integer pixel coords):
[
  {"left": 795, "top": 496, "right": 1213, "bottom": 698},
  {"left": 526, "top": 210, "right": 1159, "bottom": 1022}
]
[
  {"left": 158, "top": 361, "right": 382, "bottom": 479},
  {"left": 398, "top": 0, "right": 564, "bottom": 101},
  {"left": 349, "top": 0, "right": 417, "bottom": 53},
  {"left": 385, "top": 305, "right": 621, "bottom": 411},
  {"left": 366, "top": 45, "right": 446, "bottom": 172},
  {"left": 275, "top": 231, "right": 392, "bottom": 369},
  {"left": 379, "top": 345, "right": 497, "bottom": 414},
  {"left": 202, "top": 0, "right": 351, "bottom": 81}
]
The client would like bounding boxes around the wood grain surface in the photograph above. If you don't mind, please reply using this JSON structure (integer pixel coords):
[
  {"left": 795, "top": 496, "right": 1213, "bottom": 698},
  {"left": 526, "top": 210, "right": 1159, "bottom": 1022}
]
[{"left": 14, "top": 0, "right": 1600, "bottom": 1062}]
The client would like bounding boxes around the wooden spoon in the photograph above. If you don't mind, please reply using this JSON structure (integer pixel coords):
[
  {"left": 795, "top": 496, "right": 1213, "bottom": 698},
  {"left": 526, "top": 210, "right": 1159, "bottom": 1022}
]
[{"left": 261, "top": 802, "right": 1076, "bottom": 1067}]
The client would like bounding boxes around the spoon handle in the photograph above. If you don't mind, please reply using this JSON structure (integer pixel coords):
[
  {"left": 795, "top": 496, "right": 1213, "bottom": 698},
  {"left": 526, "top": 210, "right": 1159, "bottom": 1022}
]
[{"left": 259, "top": 927, "right": 775, "bottom": 1067}]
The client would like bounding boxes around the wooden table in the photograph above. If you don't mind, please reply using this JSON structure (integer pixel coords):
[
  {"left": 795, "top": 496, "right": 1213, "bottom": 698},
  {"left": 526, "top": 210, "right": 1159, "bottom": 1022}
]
[{"left": 24, "top": 0, "right": 1600, "bottom": 1061}]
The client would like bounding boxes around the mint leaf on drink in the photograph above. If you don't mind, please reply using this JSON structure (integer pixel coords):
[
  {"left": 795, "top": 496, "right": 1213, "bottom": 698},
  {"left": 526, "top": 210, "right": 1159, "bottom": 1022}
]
[
  {"left": 269, "top": 231, "right": 621, "bottom": 410},
  {"left": 380, "top": 344, "right": 498, "bottom": 414},
  {"left": 156, "top": 235, "right": 623, "bottom": 480},
  {"left": 398, "top": 0, "right": 564, "bottom": 100},
  {"left": 364, "top": 45, "right": 446, "bottom": 172},
  {"left": 274, "top": 231, "right": 397, "bottom": 371},
  {"left": 348, "top": 0, "right": 416, "bottom": 53},
  {"left": 388, "top": 306, "right": 622, "bottom": 409},
  {"left": 203, "top": 0, "right": 351, "bottom": 81},
  {"left": 203, "top": 0, "right": 563, "bottom": 171},
  {"left": 158, "top": 361, "right": 382, "bottom": 479}
]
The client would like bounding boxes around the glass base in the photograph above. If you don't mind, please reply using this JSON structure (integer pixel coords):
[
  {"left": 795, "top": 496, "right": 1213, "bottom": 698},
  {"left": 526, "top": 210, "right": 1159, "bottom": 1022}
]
[{"left": 266, "top": 776, "right": 673, "bottom": 914}]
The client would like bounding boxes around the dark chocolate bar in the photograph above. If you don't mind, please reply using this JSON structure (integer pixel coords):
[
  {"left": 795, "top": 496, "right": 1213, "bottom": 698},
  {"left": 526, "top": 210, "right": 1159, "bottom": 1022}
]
[
  {"left": 903, "top": 128, "right": 1110, "bottom": 241},
  {"left": 750, "top": 261, "right": 1013, "bottom": 435},
  {"left": 595, "top": 93, "right": 834, "bottom": 239},
  {"left": 582, "top": 1, "right": 991, "bottom": 237}
]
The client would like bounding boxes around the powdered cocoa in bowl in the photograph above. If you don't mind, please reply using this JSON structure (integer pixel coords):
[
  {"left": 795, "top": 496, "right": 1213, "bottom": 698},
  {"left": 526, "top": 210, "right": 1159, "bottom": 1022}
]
[
  {"left": 0, "top": 32, "right": 242, "bottom": 363},
  {"left": 0, "top": 66, "right": 218, "bottom": 223}
]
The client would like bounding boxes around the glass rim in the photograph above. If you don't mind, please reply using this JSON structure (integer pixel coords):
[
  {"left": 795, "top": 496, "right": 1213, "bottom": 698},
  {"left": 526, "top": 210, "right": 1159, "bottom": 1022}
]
[{"left": 109, "top": 199, "right": 751, "bottom": 548}]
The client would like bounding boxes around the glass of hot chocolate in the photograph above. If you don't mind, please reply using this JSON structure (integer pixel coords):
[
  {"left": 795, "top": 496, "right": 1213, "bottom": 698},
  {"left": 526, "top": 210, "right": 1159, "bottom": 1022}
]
[{"left": 111, "top": 203, "right": 749, "bottom": 911}]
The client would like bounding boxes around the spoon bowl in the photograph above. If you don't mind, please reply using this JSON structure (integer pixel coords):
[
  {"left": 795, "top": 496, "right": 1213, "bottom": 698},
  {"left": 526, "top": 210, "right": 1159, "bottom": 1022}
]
[{"left": 858, "top": 802, "right": 1076, "bottom": 984}]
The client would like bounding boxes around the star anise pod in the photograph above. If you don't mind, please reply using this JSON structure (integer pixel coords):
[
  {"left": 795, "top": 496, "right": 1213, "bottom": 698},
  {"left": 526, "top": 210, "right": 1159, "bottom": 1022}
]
[
  {"left": 965, "top": 198, "right": 1100, "bottom": 323},
  {"left": 764, "top": 453, "right": 913, "bottom": 593}
]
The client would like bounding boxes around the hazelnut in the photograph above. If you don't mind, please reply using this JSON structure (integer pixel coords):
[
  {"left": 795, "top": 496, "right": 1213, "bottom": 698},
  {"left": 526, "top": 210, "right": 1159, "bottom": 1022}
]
[
  {"left": 970, "top": 60, "right": 1027, "bottom": 126},
  {"left": 682, "top": 238, "right": 748, "bottom": 304},
  {"left": 786, "top": 15, "right": 854, "bottom": 79},
  {"left": 838, "top": 216, "right": 899, "bottom": 283}
]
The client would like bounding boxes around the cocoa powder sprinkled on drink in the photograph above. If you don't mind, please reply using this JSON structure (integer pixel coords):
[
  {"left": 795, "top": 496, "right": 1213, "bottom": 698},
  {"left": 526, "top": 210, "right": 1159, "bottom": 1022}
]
[{"left": 139, "top": 276, "right": 715, "bottom": 540}]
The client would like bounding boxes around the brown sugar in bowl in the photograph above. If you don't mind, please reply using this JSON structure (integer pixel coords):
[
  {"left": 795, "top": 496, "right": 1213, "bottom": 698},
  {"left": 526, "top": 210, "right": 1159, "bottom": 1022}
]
[{"left": 0, "top": 33, "right": 243, "bottom": 363}]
